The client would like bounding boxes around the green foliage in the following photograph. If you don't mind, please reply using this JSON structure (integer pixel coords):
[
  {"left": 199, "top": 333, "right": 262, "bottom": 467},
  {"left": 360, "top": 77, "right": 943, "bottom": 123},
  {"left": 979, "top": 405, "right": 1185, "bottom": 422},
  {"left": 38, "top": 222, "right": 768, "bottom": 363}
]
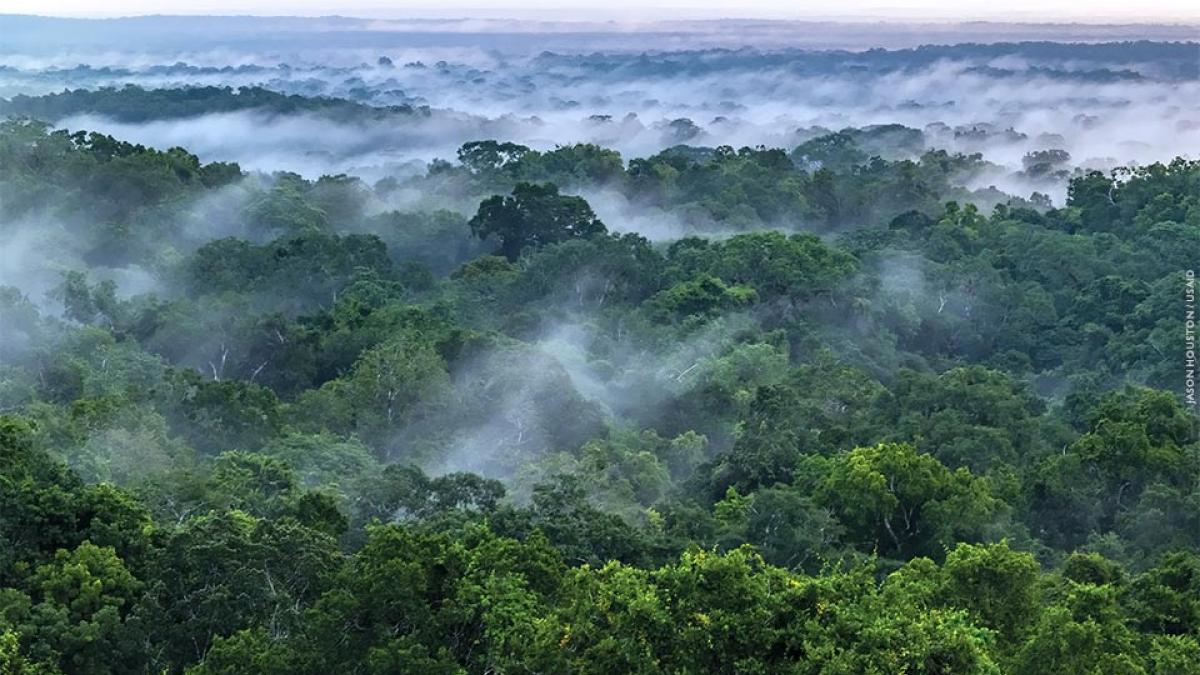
[
  {"left": 818, "top": 443, "right": 1008, "bottom": 559},
  {"left": 469, "top": 182, "right": 606, "bottom": 260},
  {"left": 648, "top": 274, "right": 756, "bottom": 322},
  {"left": 0, "top": 116, "right": 1197, "bottom": 673},
  {"left": 942, "top": 541, "right": 1041, "bottom": 643},
  {"left": 0, "top": 85, "right": 424, "bottom": 125}
]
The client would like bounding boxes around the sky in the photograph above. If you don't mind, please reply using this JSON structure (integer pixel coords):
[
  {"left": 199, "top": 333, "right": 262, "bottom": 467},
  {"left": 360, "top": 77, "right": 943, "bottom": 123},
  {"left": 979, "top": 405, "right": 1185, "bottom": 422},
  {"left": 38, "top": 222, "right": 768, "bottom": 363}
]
[{"left": 4, "top": 0, "right": 1198, "bottom": 23}]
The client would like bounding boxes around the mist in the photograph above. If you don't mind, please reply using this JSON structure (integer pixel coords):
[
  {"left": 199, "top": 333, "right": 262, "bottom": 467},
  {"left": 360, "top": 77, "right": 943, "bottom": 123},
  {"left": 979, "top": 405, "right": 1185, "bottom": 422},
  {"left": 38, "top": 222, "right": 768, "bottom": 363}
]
[
  {"left": 2, "top": 35, "right": 1196, "bottom": 205},
  {"left": 3, "top": 13, "right": 1199, "bottom": 672}
]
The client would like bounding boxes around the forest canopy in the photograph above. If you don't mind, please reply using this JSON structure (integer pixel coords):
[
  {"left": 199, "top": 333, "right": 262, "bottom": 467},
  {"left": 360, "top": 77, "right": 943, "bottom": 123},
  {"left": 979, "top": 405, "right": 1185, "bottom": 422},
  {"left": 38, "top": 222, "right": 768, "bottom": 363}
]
[{"left": 0, "top": 29, "right": 1198, "bottom": 675}]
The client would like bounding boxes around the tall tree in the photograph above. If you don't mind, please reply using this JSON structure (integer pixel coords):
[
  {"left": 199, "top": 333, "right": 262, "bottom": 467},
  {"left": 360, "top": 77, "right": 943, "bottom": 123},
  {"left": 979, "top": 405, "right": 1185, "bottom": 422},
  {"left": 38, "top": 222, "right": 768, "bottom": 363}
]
[{"left": 469, "top": 182, "right": 606, "bottom": 260}]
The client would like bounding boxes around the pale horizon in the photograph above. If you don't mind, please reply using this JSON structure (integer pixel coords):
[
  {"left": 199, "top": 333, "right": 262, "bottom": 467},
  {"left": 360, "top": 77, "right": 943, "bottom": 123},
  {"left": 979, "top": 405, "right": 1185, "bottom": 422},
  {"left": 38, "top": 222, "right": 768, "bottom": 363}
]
[{"left": 6, "top": 1, "right": 1199, "bottom": 24}]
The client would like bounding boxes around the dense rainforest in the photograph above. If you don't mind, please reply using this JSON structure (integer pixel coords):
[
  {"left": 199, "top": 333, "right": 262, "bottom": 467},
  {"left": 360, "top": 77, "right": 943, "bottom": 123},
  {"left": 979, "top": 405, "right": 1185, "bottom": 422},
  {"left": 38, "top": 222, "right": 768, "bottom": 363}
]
[{"left": 0, "top": 113, "right": 1198, "bottom": 674}]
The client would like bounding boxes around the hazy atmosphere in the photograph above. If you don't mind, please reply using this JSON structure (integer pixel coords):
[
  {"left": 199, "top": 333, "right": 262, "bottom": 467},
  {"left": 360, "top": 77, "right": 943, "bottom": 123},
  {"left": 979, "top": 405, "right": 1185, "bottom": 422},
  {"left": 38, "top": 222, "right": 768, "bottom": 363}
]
[
  {"left": 1, "top": 6, "right": 1198, "bottom": 675},
  {"left": 8, "top": 0, "right": 1199, "bottom": 21}
]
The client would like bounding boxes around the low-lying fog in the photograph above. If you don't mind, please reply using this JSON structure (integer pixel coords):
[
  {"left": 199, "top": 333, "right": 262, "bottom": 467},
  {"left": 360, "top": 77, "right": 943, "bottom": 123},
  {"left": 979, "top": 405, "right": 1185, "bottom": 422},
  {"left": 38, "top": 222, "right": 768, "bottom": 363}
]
[{"left": 1, "top": 17, "right": 1197, "bottom": 204}]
